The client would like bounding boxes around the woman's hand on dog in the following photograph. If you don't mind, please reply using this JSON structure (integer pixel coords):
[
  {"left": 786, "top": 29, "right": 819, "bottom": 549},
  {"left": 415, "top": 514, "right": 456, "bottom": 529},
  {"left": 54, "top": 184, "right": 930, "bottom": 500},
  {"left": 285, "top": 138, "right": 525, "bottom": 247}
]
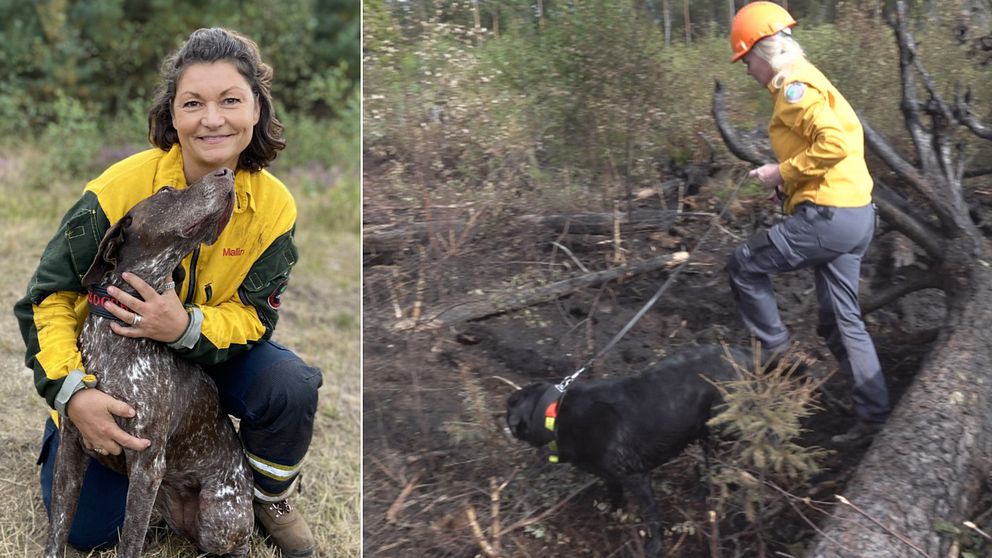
[
  {"left": 66, "top": 389, "right": 152, "bottom": 455},
  {"left": 106, "top": 272, "right": 190, "bottom": 342}
]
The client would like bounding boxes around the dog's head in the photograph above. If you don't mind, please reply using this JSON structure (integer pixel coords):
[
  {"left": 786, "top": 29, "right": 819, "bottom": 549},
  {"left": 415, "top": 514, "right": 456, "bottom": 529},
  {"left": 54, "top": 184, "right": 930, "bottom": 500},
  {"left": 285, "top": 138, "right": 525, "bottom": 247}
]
[
  {"left": 505, "top": 382, "right": 560, "bottom": 447},
  {"left": 81, "top": 168, "right": 236, "bottom": 290}
]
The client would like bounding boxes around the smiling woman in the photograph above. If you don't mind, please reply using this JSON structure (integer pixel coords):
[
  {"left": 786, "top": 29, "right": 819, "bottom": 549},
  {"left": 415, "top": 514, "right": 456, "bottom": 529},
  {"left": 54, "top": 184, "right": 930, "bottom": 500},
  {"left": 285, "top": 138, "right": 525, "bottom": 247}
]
[{"left": 13, "top": 27, "right": 321, "bottom": 558}]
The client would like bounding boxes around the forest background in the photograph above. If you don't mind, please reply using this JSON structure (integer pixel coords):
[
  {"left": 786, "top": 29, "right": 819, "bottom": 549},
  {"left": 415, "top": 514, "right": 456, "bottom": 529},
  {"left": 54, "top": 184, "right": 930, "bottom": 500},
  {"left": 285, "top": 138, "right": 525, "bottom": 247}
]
[
  {"left": 0, "top": 1, "right": 360, "bottom": 556},
  {"left": 365, "top": 0, "right": 992, "bottom": 208}
]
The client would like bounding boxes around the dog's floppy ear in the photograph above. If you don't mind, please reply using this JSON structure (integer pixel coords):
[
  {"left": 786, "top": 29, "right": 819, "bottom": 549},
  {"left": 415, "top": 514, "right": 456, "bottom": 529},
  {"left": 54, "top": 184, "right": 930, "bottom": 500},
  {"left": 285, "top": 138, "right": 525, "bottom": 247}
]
[{"left": 81, "top": 219, "right": 126, "bottom": 288}]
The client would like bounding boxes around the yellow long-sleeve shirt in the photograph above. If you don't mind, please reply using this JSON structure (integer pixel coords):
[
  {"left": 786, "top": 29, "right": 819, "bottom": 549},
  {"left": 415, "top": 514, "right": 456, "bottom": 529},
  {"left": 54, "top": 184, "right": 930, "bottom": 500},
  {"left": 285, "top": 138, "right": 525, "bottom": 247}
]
[{"left": 768, "top": 60, "right": 873, "bottom": 214}]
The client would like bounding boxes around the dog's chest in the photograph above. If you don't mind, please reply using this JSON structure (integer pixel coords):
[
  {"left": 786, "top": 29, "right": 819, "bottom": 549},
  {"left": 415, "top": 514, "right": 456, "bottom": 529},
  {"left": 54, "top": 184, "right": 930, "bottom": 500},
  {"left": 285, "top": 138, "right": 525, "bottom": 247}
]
[{"left": 80, "top": 319, "right": 185, "bottom": 431}]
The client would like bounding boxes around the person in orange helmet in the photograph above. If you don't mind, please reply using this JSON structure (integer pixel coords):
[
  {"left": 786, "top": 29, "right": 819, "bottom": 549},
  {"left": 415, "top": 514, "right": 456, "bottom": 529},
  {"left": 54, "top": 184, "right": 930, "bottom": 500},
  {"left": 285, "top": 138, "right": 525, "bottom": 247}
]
[{"left": 725, "top": 2, "right": 890, "bottom": 446}]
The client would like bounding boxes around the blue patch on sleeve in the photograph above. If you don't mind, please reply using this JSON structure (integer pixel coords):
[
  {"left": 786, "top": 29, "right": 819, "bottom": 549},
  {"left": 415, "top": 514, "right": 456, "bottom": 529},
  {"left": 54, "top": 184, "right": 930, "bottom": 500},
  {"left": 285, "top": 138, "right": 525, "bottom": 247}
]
[{"left": 784, "top": 82, "right": 806, "bottom": 103}]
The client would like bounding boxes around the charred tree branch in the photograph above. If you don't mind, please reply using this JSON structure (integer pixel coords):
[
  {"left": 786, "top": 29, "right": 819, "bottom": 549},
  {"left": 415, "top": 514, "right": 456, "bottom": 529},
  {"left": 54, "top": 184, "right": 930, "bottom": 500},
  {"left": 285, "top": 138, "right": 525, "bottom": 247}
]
[
  {"left": 861, "top": 266, "right": 944, "bottom": 315},
  {"left": 892, "top": 3, "right": 940, "bottom": 177},
  {"left": 954, "top": 88, "right": 992, "bottom": 141},
  {"left": 392, "top": 252, "right": 688, "bottom": 330},
  {"left": 871, "top": 180, "right": 942, "bottom": 259},
  {"left": 712, "top": 80, "right": 775, "bottom": 166},
  {"left": 890, "top": 2, "right": 967, "bottom": 232}
]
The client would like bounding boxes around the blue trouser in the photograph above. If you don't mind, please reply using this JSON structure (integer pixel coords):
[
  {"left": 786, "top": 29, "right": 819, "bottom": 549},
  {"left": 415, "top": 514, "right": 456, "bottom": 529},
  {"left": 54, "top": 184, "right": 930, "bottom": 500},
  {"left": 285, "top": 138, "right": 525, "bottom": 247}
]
[
  {"left": 38, "top": 340, "right": 322, "bottom": 550},
  {"left": 726, "top": 202, "right": 889, "bottom": 422}
]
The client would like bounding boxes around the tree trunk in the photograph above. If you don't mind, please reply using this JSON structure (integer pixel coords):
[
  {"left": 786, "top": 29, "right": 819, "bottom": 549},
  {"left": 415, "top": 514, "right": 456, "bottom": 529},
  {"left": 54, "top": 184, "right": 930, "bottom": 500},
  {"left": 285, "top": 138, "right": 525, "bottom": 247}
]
[
  {"left": 810, "top": 254, "right": 992, "bottom": 556},
  {"left": 391, "top": 252, "right": 688, "bottom": 330},
  {"left": 661, "top": 0, "right": 671, "bottom": 47},
  {"left": 683, "top": 0, "right": 691, "bottom": 45},
  {"left": 364, "top": 209, "right": 681, "bottom": 255}
]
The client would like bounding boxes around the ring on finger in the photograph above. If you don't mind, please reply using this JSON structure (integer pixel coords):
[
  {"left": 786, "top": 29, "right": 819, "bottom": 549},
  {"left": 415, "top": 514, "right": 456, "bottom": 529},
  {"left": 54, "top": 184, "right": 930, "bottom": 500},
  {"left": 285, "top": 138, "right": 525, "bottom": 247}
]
[
  {"left": 92, "top": 447, "right": 108, "bottom": 456},
  {"left": 131, "top": 313, "right": 143, "bottom": 327}
]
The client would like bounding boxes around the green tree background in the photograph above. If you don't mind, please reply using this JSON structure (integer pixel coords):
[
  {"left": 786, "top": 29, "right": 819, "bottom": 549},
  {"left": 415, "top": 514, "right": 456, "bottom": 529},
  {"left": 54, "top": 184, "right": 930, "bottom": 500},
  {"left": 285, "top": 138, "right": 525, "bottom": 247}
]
[
  {"left": 364, "top": 0, "right": 992, "bottom": 211},
  {"left": 0, "top": 0, "right": 360, "bottom": 201}
]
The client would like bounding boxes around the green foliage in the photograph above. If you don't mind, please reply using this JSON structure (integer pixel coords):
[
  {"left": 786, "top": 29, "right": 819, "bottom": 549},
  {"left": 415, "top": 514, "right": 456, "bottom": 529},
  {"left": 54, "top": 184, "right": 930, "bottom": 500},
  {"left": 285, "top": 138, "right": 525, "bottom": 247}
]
[
  {"left": 33, "top": 94, "right": 103, "bottom": 187},
  {"left": 0, "top": 0, "right": 359, "bottom": 136}
]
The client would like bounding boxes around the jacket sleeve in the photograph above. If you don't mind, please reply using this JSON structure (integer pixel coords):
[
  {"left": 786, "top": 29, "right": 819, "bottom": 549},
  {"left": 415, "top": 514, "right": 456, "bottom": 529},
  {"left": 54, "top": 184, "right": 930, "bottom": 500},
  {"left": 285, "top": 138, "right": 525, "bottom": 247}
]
[
  {"left": 777, "top": 84, "right": 849, "bottom": 187},
  {"left": 14, "top": 192, "right": 109, "bottom": 408},
  {"left": 172, "top": 227, "right": 298, "bottom": 365}
]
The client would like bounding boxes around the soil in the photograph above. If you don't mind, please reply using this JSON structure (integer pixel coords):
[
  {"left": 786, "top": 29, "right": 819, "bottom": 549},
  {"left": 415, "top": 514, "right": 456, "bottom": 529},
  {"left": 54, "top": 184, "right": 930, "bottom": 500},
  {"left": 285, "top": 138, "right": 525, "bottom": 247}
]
[{"left": 361, "top": 169, "right": 938, "bottom": 558}]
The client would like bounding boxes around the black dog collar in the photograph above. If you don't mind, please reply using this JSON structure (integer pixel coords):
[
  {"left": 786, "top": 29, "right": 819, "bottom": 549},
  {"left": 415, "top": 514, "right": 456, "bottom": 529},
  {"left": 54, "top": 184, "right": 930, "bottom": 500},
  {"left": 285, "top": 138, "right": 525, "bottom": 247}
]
[
  {"left": 86, "top": 280, "right": 175, "bottom": 323},
  {"left": 86, "top": 284, "right": 135, "bottom": 323},
  {"left": 530, "top": 384, "right": 565, "bottom": 463}
]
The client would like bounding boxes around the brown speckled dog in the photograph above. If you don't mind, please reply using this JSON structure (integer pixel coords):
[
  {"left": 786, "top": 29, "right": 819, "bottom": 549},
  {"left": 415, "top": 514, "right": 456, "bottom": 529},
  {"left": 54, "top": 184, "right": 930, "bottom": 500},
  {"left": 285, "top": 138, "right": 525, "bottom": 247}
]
[{"left": 44, "top": 168, "right": 252, "bottom": 558}]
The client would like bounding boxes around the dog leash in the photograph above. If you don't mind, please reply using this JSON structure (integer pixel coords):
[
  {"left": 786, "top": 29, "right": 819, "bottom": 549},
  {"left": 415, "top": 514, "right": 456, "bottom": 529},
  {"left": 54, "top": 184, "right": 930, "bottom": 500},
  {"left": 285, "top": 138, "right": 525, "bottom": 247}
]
[{"left": 553, "top": 169, "right": 752, "bottom": 394}]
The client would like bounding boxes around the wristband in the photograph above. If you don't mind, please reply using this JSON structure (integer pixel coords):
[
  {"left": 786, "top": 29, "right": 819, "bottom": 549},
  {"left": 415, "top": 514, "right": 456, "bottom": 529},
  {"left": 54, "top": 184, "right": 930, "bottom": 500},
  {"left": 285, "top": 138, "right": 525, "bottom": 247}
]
[
  {"left": 167, "top": 306, "right": 203, "bottom": 350},
  {"left": 54, "top": 369, "right": 98, "bottom": 416}
]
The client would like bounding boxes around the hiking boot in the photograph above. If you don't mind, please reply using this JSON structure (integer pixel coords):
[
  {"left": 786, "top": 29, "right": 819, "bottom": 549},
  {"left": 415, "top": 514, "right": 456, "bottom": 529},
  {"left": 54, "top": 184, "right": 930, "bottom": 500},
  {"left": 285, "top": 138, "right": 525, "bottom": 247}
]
[
  {"left": 761, "top": 343, "right": 816, "bottom": 371},
  {"left": 830, "top": 421, "right": 883, "bottom": 446},
  {"left": 253, "top": 499, "right": 315, "bottom": 557}
]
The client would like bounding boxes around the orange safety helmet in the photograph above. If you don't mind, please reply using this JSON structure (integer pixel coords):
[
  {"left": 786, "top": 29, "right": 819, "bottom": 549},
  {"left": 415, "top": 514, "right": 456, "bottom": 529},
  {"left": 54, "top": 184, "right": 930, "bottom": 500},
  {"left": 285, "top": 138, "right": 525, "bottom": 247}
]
[{"left": 729, "top": 1, "right": 797, "bottom": 63}]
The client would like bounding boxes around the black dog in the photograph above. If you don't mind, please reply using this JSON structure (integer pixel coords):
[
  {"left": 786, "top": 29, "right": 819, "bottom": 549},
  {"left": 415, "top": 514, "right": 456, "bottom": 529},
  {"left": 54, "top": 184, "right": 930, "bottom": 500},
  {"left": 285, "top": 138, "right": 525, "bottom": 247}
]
[{"left": 506, "top": 344, "right": 750, "bottom": 556}]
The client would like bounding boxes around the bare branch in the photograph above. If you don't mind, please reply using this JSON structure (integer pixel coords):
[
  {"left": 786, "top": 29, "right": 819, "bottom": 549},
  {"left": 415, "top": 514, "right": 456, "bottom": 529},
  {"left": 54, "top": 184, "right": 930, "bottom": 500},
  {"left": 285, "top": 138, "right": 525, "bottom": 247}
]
[
  {"left": 861, "top": 266, "right": 944, "bottom": 315},
  {"left": 954, "top": 88, "right": 992, "bottom": 141},
  {"left": 891, "top": 2, "right": 940, "bottom": 175},
  {"left": 711, "top": 79, "right": 775, "bottom": 166},
  {"left": 862, "top": 118, "right": 960, "bottom": 232},
  {"left": 871, "top": 180, "right": 943, "bottom": 259}
]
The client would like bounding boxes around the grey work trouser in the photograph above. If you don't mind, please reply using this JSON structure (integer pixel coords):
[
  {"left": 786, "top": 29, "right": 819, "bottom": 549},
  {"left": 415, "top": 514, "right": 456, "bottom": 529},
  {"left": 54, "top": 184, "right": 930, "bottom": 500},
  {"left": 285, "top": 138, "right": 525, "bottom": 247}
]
[{"left": 726, "top": 202, "right": 889, "bottom": 422}]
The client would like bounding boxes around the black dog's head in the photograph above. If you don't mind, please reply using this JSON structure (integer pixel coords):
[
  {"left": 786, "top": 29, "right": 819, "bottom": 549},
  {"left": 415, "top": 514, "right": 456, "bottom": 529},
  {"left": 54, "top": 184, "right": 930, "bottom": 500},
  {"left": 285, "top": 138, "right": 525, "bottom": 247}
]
[{"left": 506, "top": 382, "right": 560, "bottom": 447}]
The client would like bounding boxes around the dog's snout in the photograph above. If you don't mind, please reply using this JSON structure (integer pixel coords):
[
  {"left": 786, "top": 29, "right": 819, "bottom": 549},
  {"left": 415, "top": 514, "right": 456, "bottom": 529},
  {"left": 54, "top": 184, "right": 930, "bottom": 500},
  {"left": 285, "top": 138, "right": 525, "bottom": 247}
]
[{"left": 213, "top": 168, "right": 232, "bottom": 178}]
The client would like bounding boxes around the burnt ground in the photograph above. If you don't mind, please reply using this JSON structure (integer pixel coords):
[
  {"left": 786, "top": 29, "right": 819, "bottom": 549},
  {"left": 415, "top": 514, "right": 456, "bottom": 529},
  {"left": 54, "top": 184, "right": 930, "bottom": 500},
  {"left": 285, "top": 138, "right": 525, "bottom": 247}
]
[{"left": 361, "top": 170, "right": 942, "bottom": 557}]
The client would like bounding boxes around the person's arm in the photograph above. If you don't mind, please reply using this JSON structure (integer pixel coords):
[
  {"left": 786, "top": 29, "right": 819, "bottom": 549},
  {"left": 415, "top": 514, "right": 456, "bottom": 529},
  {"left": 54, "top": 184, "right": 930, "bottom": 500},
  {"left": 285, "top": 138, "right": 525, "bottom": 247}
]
[
  {"left": 14, "top": 191, "right": 150, "bottom": 454},
  {"left": 777, "top": 84, "right": 849, "bottom": 185},
  {"left": 170, "top": 228, "right": 298, "bottom": 365},
  {"left": 15, "top": 192, "right": 107, "bottom": 407}
]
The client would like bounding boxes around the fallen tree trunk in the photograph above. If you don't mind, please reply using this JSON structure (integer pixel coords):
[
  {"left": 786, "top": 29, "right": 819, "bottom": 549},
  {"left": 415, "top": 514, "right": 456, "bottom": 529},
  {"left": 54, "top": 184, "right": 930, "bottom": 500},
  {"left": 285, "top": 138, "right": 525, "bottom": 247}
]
[
  {"left": 393, "top": 251, "right": 688, "bottom": 330},
  {"left": 811, "top": 267, "right": 992, "bottom": 557},
  {"left": 363, "top": 209, "right": 680, "bottom": 254}
]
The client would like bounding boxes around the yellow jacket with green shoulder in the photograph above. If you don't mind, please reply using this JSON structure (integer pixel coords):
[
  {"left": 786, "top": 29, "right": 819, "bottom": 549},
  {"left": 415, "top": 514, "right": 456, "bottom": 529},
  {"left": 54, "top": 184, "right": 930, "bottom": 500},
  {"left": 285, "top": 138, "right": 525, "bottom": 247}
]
[
  {"left": 14, "top": 145, "right": 298, "bottom": 409},
  {"left": 768, "top": 60, "right": 873, "bottom": 214}
]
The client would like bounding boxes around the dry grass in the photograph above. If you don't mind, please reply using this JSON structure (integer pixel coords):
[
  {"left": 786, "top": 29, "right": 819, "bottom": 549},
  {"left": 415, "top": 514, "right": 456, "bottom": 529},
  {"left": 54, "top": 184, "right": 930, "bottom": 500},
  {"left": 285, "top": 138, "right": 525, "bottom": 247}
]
[{"left": 0, "top": 149, "right": 360, "bottom": 557}]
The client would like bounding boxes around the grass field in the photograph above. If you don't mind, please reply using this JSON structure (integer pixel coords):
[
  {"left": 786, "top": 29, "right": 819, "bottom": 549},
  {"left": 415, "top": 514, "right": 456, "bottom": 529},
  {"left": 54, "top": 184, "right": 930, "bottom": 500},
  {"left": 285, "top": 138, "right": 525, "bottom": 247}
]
[{"left": 0, "top": 148, "right": 360, "bottom": 557}]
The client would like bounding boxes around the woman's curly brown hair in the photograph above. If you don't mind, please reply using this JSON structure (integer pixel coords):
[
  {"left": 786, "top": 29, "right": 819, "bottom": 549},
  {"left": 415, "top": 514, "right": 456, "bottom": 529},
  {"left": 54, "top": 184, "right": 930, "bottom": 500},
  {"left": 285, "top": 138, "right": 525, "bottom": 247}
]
[{"left": 148, "top": 28, "right": 285, "bottom": 172}]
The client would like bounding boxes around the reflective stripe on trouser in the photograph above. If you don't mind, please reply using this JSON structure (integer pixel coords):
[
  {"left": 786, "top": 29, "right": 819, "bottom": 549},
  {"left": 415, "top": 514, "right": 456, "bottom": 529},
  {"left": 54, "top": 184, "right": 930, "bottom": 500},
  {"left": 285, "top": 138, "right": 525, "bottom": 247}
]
[
  {"left": 204, "top": 340, "right": 322, "bottom": 502},
  {"left": 726, "top": 202, "right": 889, "bottom": 422}
]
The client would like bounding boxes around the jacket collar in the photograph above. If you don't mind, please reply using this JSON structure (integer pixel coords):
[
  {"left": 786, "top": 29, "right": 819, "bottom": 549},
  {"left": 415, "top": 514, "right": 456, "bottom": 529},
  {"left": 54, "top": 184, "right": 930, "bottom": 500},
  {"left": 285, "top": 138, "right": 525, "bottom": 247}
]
[
  {"left": 154, "top": 144, "right": 255, "bottom": 214},
  {"left": 767, "top": 59, "right": 815, "bottom": 95}
]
